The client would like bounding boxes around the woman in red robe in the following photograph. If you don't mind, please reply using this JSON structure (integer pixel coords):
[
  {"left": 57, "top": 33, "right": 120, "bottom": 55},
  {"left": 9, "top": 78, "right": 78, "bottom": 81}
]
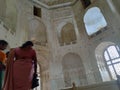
[{"left": 3, "top": 41, "right": 37, "bottom": 90}]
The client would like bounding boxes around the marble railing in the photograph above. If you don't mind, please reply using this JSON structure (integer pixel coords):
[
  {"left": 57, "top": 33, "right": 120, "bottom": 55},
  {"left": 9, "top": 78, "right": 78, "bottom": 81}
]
[
  {"left": 0, "top": 19, "right": 17, "bottom": 47},
  {"left": 61, "top": 80, "right": 120, "bottom": 90},
  {"left": 0, "top": 19, "right": 14, "bottom": 35}
]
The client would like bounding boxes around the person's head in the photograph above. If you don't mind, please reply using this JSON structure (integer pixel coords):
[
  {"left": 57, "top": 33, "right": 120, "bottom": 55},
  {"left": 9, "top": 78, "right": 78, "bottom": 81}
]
[
  {"left": 0, "top": 40, "right": 8, "bottom": 50},
  {"left": 20, "top": 41, "right": 34, "bottom": 50}
]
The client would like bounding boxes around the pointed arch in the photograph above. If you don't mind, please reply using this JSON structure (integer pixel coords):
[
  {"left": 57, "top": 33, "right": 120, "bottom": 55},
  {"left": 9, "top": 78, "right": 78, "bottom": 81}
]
[
  {"left": 62, "top": 53, "right": 86, "bottom": 87},
  {"left": 59, "top": 23, "right": 76, "bottom": 45},
  {"left": 28, "top": 17, "right": 47, "bottom": 45}
]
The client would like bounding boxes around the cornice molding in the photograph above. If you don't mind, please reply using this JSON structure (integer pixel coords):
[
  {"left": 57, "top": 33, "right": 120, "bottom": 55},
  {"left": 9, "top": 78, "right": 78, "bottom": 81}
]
[{"left": 31, "top": 0, "right": 78, "bottom": 9}]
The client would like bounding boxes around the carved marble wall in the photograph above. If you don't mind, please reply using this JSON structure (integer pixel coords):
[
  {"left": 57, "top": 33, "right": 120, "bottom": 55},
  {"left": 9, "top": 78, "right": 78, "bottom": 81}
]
[{"left": 0, "top": 0, "right": 120, "bottom": 90}]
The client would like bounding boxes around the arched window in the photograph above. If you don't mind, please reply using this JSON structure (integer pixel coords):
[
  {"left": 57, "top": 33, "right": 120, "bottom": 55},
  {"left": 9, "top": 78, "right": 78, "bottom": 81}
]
[
  {"left": 84, "top": 7, "right": 107, "bottom": 36},
  {"left": 104, "top": 45, "right": 120, "bottom": 79}
]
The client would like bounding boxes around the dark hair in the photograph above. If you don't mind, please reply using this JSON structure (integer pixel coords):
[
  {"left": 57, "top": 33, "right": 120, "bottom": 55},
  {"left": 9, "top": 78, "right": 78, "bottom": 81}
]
[
  {"left": 20, "top": 41, "right": 33, "bottom": 48},
  {"left": 0, "top": 40, "right": 8, "bottom": 46}
]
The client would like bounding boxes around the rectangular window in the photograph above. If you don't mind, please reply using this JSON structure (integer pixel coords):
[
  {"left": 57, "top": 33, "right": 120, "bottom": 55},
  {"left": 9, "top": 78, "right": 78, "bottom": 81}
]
[{"left": 33, "top": 6, "right": 41, "bottom": 18}]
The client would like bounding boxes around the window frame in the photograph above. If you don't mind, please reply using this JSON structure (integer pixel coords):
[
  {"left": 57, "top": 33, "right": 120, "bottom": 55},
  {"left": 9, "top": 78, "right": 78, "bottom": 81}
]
[{"left": 104, "top": 45, "right": 120, "bottom": 79}]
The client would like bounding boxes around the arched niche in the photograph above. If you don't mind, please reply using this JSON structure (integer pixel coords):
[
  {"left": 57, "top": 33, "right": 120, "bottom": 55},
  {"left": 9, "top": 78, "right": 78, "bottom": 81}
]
[
  {"left": 62, "top": 53, "right": 86, "bottom": 87},
  {"left": 28, "top": 17, "right": 47, "bottom": 46},
  {"left": 59, "top": 23, "right": 77, "bottom": 45},
  {"left": 28, "top": 17, "right": 49, "bottom": 90},
  {"left": 95, "top": 41, "right": 116, "bottom": 81},
  {"left": 84, "top": 7, "right": 107, "bottom": 36},
  {"left": 34, "top": 44, "right": 50, "bottom": 90}
]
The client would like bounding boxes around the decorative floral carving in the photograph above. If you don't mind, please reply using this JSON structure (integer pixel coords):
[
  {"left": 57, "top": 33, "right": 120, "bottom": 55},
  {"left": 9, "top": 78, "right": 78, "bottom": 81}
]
[{"left": 38, "top": 0, "right": 75, "bottom": 6}]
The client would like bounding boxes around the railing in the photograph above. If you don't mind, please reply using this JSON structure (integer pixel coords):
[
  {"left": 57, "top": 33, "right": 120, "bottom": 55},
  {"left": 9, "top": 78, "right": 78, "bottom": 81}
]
[
  {"left": 0, "top": 19, "right": 14, "bottom": 35},
  {"left": 61, "top": 80, "right": 120, "bottom": 90}
]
